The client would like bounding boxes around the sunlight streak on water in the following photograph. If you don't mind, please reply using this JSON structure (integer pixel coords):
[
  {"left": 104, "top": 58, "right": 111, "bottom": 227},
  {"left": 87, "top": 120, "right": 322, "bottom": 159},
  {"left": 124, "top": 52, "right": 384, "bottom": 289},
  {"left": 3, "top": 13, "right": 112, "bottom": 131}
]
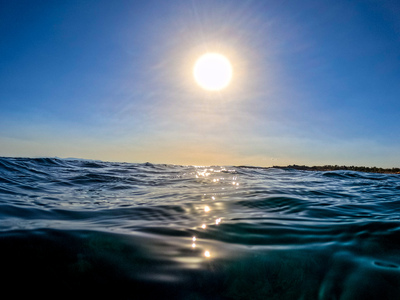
[{"left": 1, "top": 157, "right": 400, "bottom": 298}]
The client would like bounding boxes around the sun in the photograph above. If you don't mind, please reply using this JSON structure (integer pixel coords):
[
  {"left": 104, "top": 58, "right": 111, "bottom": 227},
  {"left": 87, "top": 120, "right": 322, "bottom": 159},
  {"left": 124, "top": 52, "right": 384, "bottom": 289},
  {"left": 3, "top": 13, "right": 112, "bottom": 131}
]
[{"left": 193, "top": 53, "right": 233, "bottom": 91}]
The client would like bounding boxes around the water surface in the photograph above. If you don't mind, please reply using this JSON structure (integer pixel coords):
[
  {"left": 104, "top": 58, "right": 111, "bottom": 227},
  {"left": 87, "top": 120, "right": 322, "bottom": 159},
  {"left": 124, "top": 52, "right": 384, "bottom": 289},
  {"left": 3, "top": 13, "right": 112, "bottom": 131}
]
[{"left": 1, "top": 157, "right": 399, "bottom": 299}]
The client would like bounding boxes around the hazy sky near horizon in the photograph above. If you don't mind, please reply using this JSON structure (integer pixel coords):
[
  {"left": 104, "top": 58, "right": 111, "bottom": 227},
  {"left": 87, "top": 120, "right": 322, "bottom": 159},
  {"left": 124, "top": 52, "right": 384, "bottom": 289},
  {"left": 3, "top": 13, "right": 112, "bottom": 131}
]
[{"left": 1, "top": 0, "right": 399, "bottom": 167}]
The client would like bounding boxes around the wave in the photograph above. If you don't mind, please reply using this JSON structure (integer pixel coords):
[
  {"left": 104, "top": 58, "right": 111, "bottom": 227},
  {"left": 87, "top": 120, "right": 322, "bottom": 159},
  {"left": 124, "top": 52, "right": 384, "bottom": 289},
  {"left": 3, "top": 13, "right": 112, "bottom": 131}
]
[{"left": 1, "top": 157, "right": 400, "bottom": 299}]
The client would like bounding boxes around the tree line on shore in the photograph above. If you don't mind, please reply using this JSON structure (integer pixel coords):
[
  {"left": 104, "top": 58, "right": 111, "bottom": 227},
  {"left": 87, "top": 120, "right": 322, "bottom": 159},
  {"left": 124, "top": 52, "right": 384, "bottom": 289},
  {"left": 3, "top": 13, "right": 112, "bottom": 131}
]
[{"left": 273, "top": 164, "right": 400, "bottom": 174}]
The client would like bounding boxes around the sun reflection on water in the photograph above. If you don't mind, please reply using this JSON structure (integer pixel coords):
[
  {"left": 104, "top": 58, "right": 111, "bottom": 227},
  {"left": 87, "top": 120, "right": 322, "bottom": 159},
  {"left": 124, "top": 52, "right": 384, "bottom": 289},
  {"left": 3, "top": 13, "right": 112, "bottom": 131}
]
[{"left": 190, "top": 167, "right": 240, "bottom": 260}]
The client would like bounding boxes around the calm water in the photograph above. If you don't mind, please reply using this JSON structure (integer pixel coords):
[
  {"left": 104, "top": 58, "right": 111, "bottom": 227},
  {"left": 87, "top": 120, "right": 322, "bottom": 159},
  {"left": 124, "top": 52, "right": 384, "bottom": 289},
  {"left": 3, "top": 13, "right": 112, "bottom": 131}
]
[{"left": 1, "top": 157, "right": 400, "bottom": 299}]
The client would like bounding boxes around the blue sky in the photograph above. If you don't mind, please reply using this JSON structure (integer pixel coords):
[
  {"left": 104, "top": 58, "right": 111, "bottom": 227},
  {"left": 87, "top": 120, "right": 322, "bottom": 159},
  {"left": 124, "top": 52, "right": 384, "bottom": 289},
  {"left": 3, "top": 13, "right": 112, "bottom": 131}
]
[{"left": 1, "top": 0, "right": 399, "bottom": 167}]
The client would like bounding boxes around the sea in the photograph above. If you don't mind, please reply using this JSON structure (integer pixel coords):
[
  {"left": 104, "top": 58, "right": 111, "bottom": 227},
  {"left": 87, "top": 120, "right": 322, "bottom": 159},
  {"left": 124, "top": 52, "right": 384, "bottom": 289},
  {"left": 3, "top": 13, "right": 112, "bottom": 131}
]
[{"left": 1, "top": 157, "right": 399, "bottom": 299}]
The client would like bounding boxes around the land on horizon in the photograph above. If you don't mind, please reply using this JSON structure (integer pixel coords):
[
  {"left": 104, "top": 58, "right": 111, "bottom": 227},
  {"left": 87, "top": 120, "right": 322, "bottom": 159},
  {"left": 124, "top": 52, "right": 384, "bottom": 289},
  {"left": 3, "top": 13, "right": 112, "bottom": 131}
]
[
  {"left": 271, "top": 165, "right": 400, "bottom": 174},
  {"left": 235, "top": 164, "right": 400, "bottom": 174}
]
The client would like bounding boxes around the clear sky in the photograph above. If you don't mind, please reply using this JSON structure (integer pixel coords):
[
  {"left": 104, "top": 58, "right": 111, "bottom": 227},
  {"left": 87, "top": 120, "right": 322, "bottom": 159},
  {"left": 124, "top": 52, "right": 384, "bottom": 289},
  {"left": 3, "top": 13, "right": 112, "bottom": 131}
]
[{"left": 1, "top": 0, "right": 399, "bottom": 167}]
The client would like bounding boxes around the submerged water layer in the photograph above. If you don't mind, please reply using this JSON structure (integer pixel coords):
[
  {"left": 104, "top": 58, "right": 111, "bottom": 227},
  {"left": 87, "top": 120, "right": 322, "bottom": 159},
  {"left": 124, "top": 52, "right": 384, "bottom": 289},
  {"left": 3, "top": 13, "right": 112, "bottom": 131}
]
[{"left": 0, "top": 157, "right": 400, "bottom": 299}]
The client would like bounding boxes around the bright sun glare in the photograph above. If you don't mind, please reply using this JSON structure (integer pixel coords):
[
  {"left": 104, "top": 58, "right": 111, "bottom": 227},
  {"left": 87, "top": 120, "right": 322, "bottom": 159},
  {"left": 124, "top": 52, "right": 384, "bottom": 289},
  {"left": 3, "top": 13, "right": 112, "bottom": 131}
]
[{"left": 193, "top": 53, "right": 233, "bottom": 91}]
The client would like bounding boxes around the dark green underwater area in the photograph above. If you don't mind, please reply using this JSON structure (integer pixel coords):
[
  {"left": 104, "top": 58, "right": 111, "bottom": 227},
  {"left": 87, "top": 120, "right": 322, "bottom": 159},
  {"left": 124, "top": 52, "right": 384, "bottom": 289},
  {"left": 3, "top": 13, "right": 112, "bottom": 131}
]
[{"left": 1, "top": 157, "right": 400, "bottom": 299}]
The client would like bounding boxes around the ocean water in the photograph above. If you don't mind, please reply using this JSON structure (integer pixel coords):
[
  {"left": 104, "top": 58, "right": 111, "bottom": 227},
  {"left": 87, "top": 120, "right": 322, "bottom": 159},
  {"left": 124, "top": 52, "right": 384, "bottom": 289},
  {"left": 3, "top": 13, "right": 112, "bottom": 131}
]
[{"left": 1, "top": 157, "right": 400, "bottom": 299}]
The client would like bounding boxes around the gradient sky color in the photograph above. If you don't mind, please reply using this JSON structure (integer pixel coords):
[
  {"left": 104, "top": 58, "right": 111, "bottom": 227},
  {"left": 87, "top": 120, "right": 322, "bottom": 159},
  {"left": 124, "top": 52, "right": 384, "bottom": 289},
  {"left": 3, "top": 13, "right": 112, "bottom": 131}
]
[{"left": 1, "top": 0, "right": 399, "bottom": 167}]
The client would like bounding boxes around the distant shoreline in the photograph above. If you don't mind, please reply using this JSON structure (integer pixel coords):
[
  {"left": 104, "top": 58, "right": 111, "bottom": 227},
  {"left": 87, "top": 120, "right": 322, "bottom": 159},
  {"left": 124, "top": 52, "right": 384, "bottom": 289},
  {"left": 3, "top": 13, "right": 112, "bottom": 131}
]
[
  {"left": 235, "top": 164, "right": 400, "bottom": 174},
  {"left": 1, "top": 157, "right": 399, "bottom": 174},
  {"left": 272, "top": 165, "right": 400, "bottom": 174}
]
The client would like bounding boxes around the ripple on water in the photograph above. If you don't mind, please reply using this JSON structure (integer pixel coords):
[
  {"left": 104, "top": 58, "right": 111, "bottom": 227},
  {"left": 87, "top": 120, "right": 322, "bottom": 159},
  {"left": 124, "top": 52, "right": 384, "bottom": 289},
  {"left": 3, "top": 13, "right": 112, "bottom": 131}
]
[{"left": 1, "top": 157, "right": 400, "bottom": 299}]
